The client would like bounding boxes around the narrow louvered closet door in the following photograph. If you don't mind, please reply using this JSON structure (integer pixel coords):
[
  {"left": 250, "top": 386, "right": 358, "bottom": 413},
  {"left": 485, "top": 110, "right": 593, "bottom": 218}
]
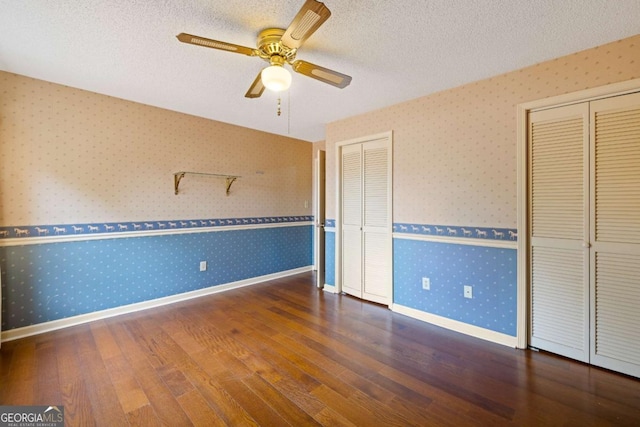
[
  {"left": 362, "top": 139, "right": 392, "bottom": 304},
  {"left": 529, "top": 103, "right": 590, "bottom": 362},
  {"left": 590, "top": 92, "right": 640, "bottom": 377},
  {"left": 341, "top": 143, "right": 363, "bottom": 298},
  {"left": 339, "top": 133, "right": 392, "bottom": 305}
]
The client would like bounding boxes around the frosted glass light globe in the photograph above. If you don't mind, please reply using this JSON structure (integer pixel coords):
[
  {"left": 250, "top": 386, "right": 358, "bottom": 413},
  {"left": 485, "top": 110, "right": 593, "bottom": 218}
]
[{"left": 261, "top": 65, "right": 292, "bottom": 92}]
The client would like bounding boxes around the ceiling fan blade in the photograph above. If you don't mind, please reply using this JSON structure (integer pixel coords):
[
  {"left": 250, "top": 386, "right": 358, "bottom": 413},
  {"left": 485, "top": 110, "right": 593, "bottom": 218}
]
[
  {"left": 291, "top": 60, "right": 352, "bottom": 89},
  {"left": 176, "top": 33, "right": 258, "bottom": 56},
  {"left": 245, "top": 71, "right": 265, "bottom": 98},
  {"left": 280, "top": 0, "right": 331, "bottom": 50}
]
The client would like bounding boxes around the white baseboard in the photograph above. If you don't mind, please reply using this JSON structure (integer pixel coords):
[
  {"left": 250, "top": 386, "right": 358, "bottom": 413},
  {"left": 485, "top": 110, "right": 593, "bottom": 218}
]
[
  {"left": 391, "top": 304, "right": 518, "bottom": 348},
  {"left": 1, "top": 266, "right": 312, "bottom": 343},
  {"left": 322, "top": 284, "right": 337, "bottom": 293}
]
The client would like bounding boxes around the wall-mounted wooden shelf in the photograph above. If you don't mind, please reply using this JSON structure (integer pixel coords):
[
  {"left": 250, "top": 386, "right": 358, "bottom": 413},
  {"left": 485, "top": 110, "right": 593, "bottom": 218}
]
[{"left": 173, "top": 171, "right": 240, "bottom": 196}]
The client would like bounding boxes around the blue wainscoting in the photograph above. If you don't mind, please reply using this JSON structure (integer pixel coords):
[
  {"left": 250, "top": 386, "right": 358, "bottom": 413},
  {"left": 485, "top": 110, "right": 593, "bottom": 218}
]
[
  {"left": 393, "top": 238, "right": 517, "bottom": 336},
  {"left": 0, "top": 225, "right": 312, "bottom": 331}
]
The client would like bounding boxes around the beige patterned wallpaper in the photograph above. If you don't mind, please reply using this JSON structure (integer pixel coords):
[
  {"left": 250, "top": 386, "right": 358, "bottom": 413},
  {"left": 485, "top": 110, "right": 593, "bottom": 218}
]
[
  {"left": 325, "top": 35, "right": 640, "bottom": 228},
  {"left": 0, "top": 72, "right": 312, "bottom": 226}
]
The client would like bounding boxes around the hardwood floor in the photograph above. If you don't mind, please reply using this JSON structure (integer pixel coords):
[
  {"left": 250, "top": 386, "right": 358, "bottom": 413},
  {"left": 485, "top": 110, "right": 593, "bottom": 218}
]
[{"left": 1, "top": 272, "right": 639, "bottom": 426}]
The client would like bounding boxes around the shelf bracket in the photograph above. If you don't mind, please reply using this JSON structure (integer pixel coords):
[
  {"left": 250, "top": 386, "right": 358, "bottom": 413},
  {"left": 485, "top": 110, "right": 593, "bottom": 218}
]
[
  {"left": 225, "top": 177, "right": 237, "bottom": 196},
  {"left": 174, "top": 172, "right": 186, "bottom": 195}
]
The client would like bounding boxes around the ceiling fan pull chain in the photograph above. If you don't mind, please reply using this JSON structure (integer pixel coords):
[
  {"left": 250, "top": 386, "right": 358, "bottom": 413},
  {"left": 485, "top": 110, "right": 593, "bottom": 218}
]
[{"left": 277, "top": 96, "right": 282, "bottom": 116}]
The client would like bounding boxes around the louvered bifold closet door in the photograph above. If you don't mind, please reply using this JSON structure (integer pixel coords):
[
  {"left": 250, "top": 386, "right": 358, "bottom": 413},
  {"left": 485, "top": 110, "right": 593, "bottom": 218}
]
[
  {"left": 341, "top": 144, "right": 363, "bottom": 298},
  {"left": 590, "top": 92, "right": 640, "bottom": 377},
  {"left": 529, "top": 103, "right": 590, "bottom": 362},
  {"left": 362, "top": 138, "right": 392, "bottom": 304}
]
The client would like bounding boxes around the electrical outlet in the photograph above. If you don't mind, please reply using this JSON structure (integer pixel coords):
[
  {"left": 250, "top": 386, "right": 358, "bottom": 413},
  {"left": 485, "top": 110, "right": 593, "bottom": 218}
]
[
  {"left": 199, "top": 261, "right": 207, "bottom": 272},
  {"left": 422, "top": 277, "right": 430, "bottom": 290},
  {"left": 464, "top": 285, "right": 473, "bottom": 299}
]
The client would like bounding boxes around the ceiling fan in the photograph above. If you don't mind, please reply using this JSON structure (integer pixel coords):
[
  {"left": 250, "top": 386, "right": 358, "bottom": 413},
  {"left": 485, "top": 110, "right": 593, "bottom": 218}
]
[{"left": 177, "top": 0, "right": 352, "bottom": 98}]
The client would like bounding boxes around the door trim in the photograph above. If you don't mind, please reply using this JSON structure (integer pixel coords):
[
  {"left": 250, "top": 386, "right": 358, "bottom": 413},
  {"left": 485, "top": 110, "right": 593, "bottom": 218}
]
[
  {"left": 335, "top": 131, "right": 393, "bottom": 300},
  {"left": 314, "top": 149, "right": 326, "bottom": 288},
  {"left": 517, "top": 77, "right": 640, "bottom": 349}
]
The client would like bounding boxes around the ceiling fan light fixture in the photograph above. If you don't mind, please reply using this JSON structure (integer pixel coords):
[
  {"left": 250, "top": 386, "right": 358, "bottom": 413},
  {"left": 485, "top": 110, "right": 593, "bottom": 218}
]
[
  {"left": 261, "top": 64, "right": 292, "bottom": 92},
  {"left": 177, "top": 1, "right": 352, "bottom": 99}
]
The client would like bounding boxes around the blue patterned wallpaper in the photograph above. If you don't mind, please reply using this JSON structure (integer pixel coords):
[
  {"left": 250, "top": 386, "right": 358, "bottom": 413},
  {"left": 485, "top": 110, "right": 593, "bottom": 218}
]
[
  {"left": 393, "top": 239, "right": 517, "bottom": 336},
  {"left": 324, "top": 231, "right": 335, "bottom": 287},
  {"left": 0, "top": 225, "right": 312, "bottom": 331}
]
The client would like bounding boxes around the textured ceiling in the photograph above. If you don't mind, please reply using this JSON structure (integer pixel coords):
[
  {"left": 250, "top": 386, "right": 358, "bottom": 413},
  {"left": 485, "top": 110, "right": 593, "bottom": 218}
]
[{"left": 1, "top": 1, "right": 639, "bottom": 142}]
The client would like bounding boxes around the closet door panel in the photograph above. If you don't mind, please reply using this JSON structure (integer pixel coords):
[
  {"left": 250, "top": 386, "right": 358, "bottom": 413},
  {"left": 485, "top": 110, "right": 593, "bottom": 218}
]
[
  {"left": 593, "top": 94, "right": 640, "bottom": 243},
  {"left": 342, "top": 227, "right": 363, "bottom": 297},
  {"left": 363, "top": 232, "right": 389, "bottom": 303},
  {"left": 362, "top": 139, "right": 392, "bottom": 304},
  {"left": 529, "top": 103, "right": 590, "bottom": 362},
  {"left": 590, "top": 92, "right": 640, "bottom": 377},
  {"left": 531, "top": 246, "right": 588, "bottom": 359},
  {"left": 593, "top": 252, "right": 640, "bottom": 376},
  {"left": 341, "top": 144, "right": 363, "bottom": 297},
  {"left": 530, "top": 108, "right": 586, "bottom": 240}
]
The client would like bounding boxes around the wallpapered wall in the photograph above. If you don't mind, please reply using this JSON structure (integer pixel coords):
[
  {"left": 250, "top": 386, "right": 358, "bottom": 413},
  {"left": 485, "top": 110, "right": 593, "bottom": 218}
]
[
  {"left": 0, "top": 72, "right": 312, "bottom": 225},
  {"left": 323, "top": 35, "right": 640, "bottom": 339},
  {"left": 0, "top": 72, "right": 313, "bottom": 333}
]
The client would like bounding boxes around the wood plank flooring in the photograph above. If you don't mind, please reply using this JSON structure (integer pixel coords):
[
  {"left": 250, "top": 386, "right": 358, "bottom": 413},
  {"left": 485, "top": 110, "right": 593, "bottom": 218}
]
[{"left": 1, "top": 272, "right": 640, "bottom": 426}]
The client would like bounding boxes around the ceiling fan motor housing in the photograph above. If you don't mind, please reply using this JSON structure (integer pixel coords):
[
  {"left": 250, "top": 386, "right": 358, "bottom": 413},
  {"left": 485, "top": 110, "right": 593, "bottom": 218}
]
[{"left": 257, "top": 28, "right": 297, "bottom": 63}]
